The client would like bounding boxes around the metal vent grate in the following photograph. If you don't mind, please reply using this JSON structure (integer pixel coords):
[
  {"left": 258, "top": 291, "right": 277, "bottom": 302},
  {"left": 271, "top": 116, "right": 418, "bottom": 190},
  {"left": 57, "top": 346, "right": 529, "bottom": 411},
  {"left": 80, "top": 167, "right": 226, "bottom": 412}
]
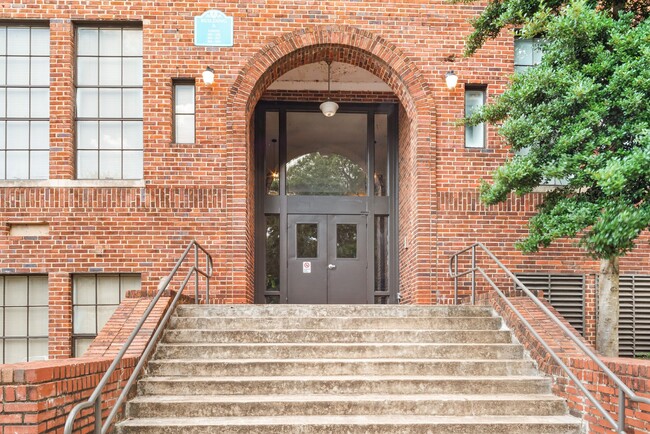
[
  {"left": 619, "top": 275, "right": 650, "bottom": 358},
  {"left": 515, "top": 274, "right": 585, "bottom": 335}
]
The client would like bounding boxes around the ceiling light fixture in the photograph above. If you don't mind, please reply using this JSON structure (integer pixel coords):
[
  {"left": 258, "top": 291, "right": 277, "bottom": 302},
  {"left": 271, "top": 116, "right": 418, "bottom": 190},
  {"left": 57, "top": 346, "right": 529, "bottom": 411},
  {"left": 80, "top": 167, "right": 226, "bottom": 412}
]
[{"left": 320, "top": 60, "right": 339, "bottom": 117}]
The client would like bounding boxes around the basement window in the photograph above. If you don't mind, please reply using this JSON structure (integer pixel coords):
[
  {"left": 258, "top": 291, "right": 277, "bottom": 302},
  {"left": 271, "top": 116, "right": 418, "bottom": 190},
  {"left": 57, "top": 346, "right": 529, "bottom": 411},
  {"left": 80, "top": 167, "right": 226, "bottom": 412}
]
[
  {"left": 72, "top": 273, "right": 140, "bottom": 356},
  {"left": 0, "top": 275, "right": 49, "bottom": 363}
]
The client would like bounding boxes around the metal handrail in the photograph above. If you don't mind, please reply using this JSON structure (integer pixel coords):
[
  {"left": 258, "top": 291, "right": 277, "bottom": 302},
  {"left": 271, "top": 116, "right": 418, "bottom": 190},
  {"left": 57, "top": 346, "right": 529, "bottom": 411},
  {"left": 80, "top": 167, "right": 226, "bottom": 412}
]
[
  {"left": 64, "top": 240, "right": 213, "bottom": 434},
  {"left": 449, "top": 242, "right": 650, "bottom": 434}
]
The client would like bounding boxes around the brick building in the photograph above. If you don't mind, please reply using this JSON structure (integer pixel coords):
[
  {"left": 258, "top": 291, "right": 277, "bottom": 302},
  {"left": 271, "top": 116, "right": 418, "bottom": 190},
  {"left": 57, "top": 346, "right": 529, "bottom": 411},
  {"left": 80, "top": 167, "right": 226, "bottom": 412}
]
[{"left": 0, "top": 0, "right": 649, "bottom": 364}]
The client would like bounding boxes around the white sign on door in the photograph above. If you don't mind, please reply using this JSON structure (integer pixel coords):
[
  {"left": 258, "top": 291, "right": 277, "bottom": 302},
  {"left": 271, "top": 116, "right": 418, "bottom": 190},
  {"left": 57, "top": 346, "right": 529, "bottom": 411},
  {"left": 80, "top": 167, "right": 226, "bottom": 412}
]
[{"left": 302, "top": 261, "right": 312, "bottom": 274}]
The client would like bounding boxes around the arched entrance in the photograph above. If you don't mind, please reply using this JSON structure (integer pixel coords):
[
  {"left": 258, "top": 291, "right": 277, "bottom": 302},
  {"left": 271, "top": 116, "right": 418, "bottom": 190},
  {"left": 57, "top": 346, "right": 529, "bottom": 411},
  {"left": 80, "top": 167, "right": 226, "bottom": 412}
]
[{"left": 226, "top": 26, "right": 436, "bottom": 304}]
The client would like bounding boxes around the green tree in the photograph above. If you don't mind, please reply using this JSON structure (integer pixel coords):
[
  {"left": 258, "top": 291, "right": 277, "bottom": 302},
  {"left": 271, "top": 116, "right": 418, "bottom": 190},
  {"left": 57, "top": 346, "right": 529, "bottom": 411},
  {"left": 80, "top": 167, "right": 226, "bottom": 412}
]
[
  {"left": 286, "top": 152, "right": 366, "bottom": 196},
  {"left": 463, "top": 0, "right": 650, "bottom": 356}
]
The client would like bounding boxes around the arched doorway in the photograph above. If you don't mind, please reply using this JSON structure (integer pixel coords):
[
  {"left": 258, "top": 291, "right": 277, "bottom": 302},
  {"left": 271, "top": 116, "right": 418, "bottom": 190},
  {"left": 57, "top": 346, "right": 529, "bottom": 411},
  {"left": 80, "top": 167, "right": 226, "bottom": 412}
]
[
  {"left": 255, "top": 98, "right": 397, "bottom": 304},
  {"left": 226, "top": 27, "right": 436, "bottom": 304}
]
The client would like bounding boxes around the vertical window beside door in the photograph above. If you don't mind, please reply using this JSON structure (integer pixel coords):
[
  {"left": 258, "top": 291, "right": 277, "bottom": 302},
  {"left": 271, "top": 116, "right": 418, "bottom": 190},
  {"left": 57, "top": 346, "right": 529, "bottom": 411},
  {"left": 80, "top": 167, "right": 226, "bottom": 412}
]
[
  {"left": 0, "top": 25, "right": 50, "bottom": 180},
  {"left": 75, "top": 26, "right": 143, "bottom": 179},
  {"left": 173, "top": 80, "right": 195, "bottom": 144},
  {"left": 465, "top": 87, "right": 486, "bottom": 149}
]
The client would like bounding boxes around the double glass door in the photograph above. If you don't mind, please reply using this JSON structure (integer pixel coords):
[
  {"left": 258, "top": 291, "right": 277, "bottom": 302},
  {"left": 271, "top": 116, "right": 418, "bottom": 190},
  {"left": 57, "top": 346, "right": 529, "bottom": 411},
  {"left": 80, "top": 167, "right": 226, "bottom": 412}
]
[{"left": 255, "top": 102, "right": 397, "bottom": 304}]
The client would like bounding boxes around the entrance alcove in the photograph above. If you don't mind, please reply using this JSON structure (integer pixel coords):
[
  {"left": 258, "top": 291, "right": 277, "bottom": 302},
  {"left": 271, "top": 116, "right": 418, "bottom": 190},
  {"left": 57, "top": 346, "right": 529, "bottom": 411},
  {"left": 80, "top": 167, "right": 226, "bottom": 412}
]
[{"left": 225, "top": 29, "right": 436, "bottom": 305}]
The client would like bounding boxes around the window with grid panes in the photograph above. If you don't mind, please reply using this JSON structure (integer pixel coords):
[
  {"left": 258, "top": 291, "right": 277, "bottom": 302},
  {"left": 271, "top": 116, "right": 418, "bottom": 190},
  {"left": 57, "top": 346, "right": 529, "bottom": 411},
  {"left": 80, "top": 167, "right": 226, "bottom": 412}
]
[
  {"left": 72, "top": 274, "right": 140, "bottom": 357},
  {"left": 465, "top": 87, "right": 486, "bottom": 149},
  {"left": 75, "top": 26, "right": 143, "bottom": 179},
  {"left": 0, "top": 25, "right": 50, "bottom": 180},
  {"left": 0, "top": 275, "right": 48, "bottom": 364},
  {"left": 514, "top": 37, "right": 544, "bottom": 73},
  {"left": 173, "top": 80, "right": 195, "bottom": 144}
]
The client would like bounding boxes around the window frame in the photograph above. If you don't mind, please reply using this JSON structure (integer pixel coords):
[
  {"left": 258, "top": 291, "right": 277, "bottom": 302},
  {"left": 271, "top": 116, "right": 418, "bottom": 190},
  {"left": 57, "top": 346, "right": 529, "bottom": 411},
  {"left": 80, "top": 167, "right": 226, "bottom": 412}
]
[
  {"left": 74, "top": 24, "right": 143, "bottom": 180},
  {"left": 0, "top": 274, "right": 49, "bottom": 363},
  {"left": 464, "top": 85, "right": 487, "bottom": 149},
  {"left": 172, "top": 78, "right": 196, "bottom": 144},
  {"left": 72, "top": 273, "right": 140, "bottom": 357},
  {"left": 0, "top": 23, "right": 51, "bottom": 180}
]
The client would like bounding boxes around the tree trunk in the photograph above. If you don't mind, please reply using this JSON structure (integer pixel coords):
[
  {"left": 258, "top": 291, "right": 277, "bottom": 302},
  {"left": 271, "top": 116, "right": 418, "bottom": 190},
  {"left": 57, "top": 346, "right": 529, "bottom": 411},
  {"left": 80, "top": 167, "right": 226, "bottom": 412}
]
[{"left": 596, "top": 257, "right": 620, "bottom": 357}]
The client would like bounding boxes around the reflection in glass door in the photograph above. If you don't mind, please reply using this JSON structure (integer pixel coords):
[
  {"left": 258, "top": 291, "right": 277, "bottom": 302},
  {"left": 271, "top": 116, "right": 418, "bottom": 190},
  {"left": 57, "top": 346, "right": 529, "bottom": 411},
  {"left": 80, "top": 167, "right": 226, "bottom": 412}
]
[{"left": 255, "top": 102, "right": 397, "bottom": 304}]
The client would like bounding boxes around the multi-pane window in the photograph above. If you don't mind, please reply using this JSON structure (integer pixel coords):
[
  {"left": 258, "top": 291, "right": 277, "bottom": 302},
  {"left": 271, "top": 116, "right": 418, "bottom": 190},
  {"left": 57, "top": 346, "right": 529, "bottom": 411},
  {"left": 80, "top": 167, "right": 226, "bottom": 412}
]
[
  {"left": 72, "top": 273, "right": 140, "bottom": 357},
  {"left": 0, "top": 25, "right": 50, "bottom": 180},
  {"left": 0, "top": 275, "right": 49, "bottom": 364},
  {"left": 75, "top": 26, "right": 143, "bottom": 180},
  {"left": 173, "top": 80, "right": 195, "bottom": 144},
  {"left": 514, "top": 38, "right": 544, "bottom": 73},
  {"left": 465, "top": 87, "right": 486, "bottom": 148}
]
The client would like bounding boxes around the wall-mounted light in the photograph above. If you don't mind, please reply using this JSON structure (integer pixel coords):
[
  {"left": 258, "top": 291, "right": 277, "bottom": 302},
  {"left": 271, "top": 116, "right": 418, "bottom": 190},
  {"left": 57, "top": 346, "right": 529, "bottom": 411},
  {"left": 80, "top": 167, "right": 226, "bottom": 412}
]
[
  {"left": 202, "top": 66, "right": 215, "bottom": 85},
  {"left": 445, "top": 71, "right": 458, "bottom": 90},
  {"left": 320, "top": 60, "right": 339, "bottom": 117}
]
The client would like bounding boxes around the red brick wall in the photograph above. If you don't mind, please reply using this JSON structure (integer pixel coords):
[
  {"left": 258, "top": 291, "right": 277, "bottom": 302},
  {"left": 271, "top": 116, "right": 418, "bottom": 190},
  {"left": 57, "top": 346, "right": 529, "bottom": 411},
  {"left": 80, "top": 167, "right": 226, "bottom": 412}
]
[
  {"left": 0, "top": 0, "right": 648, "bottom": 362},
  {"left": 483, "top": 295, "right": 650, "bottom": 434}
]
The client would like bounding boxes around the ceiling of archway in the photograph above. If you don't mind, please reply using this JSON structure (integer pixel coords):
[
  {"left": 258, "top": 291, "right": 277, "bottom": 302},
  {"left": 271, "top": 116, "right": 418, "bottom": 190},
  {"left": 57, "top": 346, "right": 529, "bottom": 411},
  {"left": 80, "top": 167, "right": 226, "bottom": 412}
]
[{"left": 267, "top": 61, "right": 392, "bottom": 92}]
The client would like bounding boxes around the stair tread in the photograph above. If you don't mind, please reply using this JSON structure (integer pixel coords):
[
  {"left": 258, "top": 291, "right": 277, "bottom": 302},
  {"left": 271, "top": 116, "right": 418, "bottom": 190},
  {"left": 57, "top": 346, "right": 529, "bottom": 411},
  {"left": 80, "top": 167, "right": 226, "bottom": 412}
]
[
  {"left": 157, "top": 342, "right": 520, "bottom": 347},
  {"left": 150, "top": 358, "right": 529, "bottom": 363},
  {"left": 119, "top": 414, "right": 580, "bottom": 426},
  {"left": 130, "top": 393, "right": 565, "bottom": 403},
  {"left": 141, "top": 375, "right": 546, "bottom": 381}
]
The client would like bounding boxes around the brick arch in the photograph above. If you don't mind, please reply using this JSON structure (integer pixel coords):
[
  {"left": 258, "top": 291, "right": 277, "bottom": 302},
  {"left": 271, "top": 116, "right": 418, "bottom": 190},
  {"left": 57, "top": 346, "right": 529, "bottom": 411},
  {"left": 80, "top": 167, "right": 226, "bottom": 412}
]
[{"left": 226, "top": 25, "right": 437, "bottom": 304}]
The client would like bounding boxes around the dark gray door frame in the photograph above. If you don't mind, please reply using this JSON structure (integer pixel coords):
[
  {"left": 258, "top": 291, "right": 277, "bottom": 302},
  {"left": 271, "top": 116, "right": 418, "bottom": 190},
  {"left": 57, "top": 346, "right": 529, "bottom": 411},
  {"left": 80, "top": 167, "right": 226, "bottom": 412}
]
[{"left": 254, "top": 102, "right": 399, "bottom": 304}]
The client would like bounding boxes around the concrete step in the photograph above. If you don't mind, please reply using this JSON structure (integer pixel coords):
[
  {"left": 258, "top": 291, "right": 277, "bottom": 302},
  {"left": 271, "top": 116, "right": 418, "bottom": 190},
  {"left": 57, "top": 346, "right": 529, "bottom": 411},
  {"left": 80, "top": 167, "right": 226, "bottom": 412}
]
[
  {"left": 174, "top": 304, "right": 494, "bottom": 318},
  {"left": 126, "top": 393, "right": 568, "bottom": 418},
  {"left": 162, "top": 329, "right": 513, "bottom": 344},
  {"left": 117, "top": 414, "right": 583, "bottom": 434},
  {"left": 169, "top": 315, "right": 503, "bottom": 331},
  {"left": 147, "top": 358, "right": 537, "bottom": 377},
  {"left": 137, "top": 375, "right": 552, "bottom": 396},
  {"left": 154, "top": 342, "right": 524, "bottom": 360}
]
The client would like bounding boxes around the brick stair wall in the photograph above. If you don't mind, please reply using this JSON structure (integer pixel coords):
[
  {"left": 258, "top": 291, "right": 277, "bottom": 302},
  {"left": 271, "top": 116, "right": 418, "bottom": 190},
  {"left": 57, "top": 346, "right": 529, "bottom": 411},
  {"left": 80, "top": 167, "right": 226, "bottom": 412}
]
[{"left": 481, "top": 294, "right": 650, "bottom": 433}]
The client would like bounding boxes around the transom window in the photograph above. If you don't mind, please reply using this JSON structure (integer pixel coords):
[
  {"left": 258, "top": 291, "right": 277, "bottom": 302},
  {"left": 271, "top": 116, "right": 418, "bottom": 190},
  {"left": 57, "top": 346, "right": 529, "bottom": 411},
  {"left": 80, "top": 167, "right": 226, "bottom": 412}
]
[
  {"left": 0, "top": 275, "right": 49, "bottom": 364},
  {"left": 72, "top": 273, "right": 141, "bottom": 356},
  {"left": 0, "top": 25, "right": 50, "bottom": 180},
  {"left": 75, "top": 26, "right": 143, "bottom": 180}
]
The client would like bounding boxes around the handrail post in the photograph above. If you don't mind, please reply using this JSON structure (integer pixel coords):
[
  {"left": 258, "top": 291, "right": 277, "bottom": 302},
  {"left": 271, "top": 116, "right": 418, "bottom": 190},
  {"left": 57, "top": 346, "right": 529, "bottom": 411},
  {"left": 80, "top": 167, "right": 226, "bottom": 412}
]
[
  {"left": 454, "top": 256, "right": 458, "bottom": 304},
  {"left": 94, "top": 398, "right": 102, "bottom": 433},
  {"left": 194, "top": 243, "right": 199, "bottom": 303},
  {"left": 618, "top": 388, "right": 626, "bottom": 432},
  {"left": 471, "top": 245, "right": 476, "bottom": 305}
]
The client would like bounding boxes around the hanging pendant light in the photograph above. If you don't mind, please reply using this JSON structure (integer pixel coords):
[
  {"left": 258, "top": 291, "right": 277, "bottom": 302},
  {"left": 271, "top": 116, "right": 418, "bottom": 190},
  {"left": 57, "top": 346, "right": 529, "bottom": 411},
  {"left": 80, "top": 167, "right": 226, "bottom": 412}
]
[{"left": 320, "top": 61, "right": 339, "bottom": 117}]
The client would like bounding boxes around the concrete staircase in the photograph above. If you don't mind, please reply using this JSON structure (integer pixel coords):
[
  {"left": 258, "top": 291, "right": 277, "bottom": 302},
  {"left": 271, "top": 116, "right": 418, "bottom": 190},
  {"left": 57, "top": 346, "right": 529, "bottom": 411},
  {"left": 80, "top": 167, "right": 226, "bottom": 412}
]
[{"left": 117, "top": 305, "right": 584, "bottom": 434}]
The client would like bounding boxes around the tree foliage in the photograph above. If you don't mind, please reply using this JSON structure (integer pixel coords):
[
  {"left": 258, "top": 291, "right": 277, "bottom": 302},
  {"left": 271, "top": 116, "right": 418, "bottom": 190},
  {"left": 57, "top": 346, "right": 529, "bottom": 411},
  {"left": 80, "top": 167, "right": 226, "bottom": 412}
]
[
  {"left": 463, "top": 0, "right": 649, "bottom": 55},
  {"left": 286, "top": 152, "right": 366, "bottom": 196},
  {"left": 467, "top": 0, "right": 650, "bottom": 259}
]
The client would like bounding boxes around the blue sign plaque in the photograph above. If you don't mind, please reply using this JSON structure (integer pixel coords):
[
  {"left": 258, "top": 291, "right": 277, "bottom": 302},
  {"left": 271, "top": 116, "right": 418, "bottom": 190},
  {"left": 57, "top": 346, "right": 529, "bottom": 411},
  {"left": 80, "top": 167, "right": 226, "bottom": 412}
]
[{"left": 194, "top": 10, "right": 234, "bottom": 47}]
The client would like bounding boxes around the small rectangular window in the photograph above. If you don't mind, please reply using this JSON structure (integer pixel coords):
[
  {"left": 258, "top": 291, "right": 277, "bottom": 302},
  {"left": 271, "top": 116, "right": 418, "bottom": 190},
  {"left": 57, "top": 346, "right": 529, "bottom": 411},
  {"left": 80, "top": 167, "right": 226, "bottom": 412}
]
[
  {"left": 72, "top": 273, "right": 140, "bottom": 356},
  {"left": 173, "top": 80, "right": 195, "bottom": 144},
  {"left": 0, "top": 275, "right": 49, "bottom": 363},
  {"left": 514, "top": 37, "right": 545, "bottom": 73},
  {"left": 465, "top": 87, "right": 486, "bottom": 149}
]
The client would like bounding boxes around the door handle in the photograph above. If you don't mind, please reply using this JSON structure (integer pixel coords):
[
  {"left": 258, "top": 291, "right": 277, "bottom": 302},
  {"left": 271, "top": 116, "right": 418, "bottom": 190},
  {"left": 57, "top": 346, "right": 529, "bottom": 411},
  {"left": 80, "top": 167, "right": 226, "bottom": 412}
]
[{"left": 328, "top": 264, "right": 336, "bottom": 270}]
